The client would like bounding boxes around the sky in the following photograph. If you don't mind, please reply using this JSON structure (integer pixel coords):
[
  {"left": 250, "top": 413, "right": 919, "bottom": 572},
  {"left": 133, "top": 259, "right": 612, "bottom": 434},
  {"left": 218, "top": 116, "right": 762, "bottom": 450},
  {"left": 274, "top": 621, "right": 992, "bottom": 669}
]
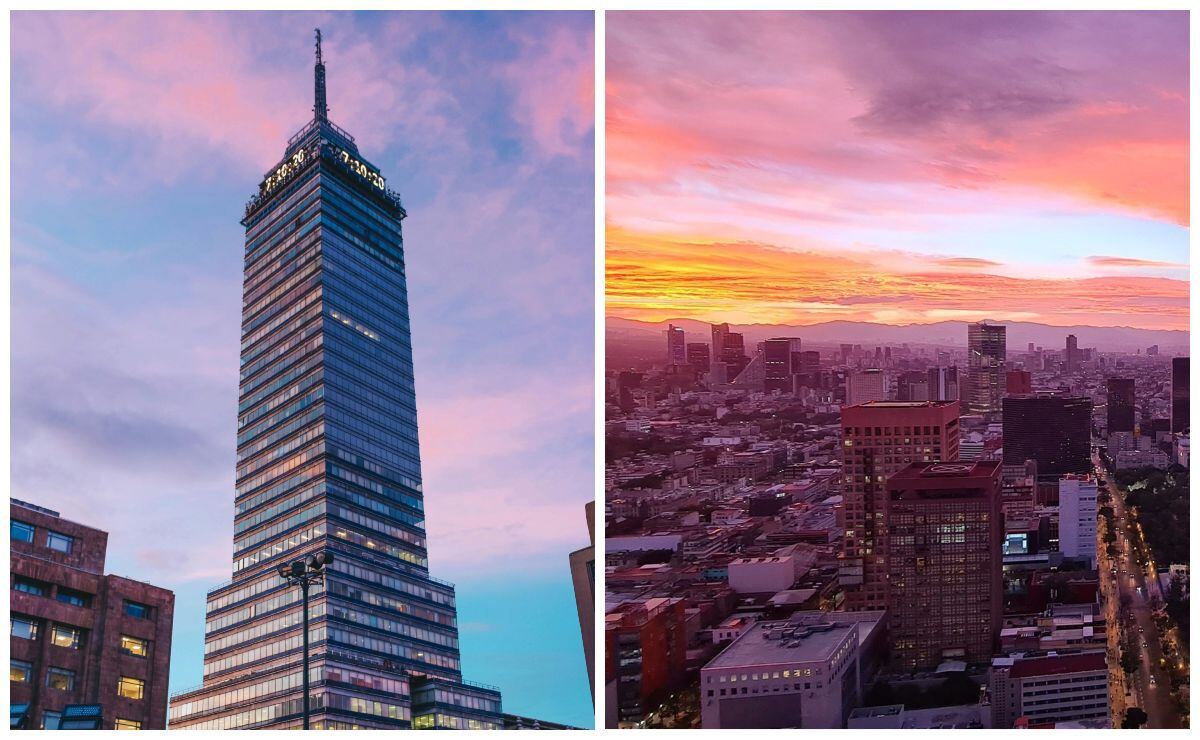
[
  {"left": 606, "top": 11, "right": 1189, "bottom": 331},
  {"left": 11, "top": 11, "right": 593, "bottom": 727}
]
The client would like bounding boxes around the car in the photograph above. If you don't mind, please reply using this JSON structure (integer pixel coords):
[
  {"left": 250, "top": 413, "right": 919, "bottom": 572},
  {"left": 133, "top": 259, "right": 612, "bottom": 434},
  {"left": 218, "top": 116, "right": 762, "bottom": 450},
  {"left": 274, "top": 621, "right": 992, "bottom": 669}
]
[{"left": 1149, "top": 675, "right": 1157, "bottom": 686}]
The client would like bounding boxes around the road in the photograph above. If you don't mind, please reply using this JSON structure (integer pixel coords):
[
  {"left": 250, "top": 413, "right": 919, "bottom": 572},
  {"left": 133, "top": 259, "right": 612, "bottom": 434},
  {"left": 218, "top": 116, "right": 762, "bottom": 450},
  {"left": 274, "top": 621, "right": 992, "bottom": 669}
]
[{"left": 1093, "top": 454, "right": 1185, "bottom": 729}]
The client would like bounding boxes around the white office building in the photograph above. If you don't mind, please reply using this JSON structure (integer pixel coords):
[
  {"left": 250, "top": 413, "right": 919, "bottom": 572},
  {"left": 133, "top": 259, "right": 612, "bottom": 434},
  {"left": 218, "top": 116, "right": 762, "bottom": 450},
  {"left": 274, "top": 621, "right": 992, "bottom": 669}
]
[{"left": 1058, "top": 475, "right": 1097, "bottom": 568}]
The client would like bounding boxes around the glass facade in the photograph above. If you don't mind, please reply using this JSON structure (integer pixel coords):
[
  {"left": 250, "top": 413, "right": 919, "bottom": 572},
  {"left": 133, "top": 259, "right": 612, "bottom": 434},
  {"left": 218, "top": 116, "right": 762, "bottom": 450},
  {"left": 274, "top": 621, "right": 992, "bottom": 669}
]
[{"left": 168, "top": 38, "right": 501, "bottom": 730}]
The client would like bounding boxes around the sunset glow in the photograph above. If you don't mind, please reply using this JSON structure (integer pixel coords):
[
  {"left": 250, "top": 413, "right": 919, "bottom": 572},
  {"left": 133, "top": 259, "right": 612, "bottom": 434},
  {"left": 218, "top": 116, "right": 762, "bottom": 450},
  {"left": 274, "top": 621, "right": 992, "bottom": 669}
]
[{"left": 606, "top": 11, "right": 1189, "bottom": 330}]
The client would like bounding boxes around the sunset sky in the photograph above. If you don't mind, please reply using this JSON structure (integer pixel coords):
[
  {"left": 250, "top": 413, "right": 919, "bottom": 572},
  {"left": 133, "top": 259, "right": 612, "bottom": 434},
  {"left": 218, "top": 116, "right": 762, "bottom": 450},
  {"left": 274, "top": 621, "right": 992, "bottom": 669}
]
[
  {"left": 607, "top": 11, "right": 1189, "bottom": 331},
  {"left": 12, "top": 11, "right": 593, "bottom": 725}
]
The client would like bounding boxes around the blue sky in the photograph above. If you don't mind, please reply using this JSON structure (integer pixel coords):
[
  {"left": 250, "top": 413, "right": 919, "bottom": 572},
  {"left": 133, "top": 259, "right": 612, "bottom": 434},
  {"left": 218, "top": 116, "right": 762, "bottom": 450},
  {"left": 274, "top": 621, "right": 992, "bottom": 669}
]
[{"left": 11, "top": 10, "right": 594, "bottom": 726}]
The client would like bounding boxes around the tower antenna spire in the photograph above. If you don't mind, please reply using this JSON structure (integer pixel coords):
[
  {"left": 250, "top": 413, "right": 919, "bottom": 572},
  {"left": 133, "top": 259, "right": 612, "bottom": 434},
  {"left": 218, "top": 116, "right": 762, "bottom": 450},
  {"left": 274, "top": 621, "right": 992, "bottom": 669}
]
[{"left": 313, "top": 28, "right": 328, "bottom": 121}]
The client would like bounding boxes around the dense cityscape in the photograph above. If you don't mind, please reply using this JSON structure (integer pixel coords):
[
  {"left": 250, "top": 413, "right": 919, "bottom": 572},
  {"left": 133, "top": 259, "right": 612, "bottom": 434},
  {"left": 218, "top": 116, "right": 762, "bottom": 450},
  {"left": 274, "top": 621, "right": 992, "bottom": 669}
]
[{"left": 604, "top": 319, "right": 1190, "bottom": 729}]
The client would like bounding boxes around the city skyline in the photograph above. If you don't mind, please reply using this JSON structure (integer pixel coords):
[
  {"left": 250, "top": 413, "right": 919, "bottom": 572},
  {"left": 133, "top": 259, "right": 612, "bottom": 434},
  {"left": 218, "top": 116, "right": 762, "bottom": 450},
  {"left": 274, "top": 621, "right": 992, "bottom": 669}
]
[
  {"left": 606, "top": 11, "right": 1188, "bottom": 330},
  {"left": 11, "top": 11, "right": 594, "bottom": 726}
]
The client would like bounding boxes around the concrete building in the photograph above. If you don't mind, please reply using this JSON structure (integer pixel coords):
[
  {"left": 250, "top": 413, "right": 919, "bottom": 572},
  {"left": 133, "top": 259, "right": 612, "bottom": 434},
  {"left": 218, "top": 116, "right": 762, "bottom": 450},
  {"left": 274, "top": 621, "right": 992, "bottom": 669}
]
[
  {"left": 884, "top": 460, "right": 1003, "bottom": 670},
  {"left": 839, "top": 401, "right": 961, "bottom": 611},
  {"left": 605, "top": 598, "right": 688, "bottom": 727},
  {"left": 699, "top": 611, "right": 886, "bottom": 729},
  {"left": 686, "top": 342, "right": 711, "bottom": 373},
  {"left": 989, "top": 652, "right": 1109, "bottom": 728},
  {"left": 727, "top": 555, "right": 804, "bottom": 594},
  {"left": 569, "top": 502, "right": 596, "bottom": 700},
  {"left": 846, "top": 369, "right": 888, "bottom": 406},
  {"left": 1005, "top": 370, "right": 1032, "bottom": 396},
  {"left": 10, "top": 499, "right": 175, "bottom": 730},
  {"left": 1057, "top": 475, "right": 1097, "bottom": 567}
]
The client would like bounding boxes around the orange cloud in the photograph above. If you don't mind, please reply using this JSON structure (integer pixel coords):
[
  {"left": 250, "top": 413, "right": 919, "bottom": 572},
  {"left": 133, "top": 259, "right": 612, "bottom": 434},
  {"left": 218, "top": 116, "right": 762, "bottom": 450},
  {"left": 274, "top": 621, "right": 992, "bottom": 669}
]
[{"left": 606, "top": 227, "right": 1189, "bottom": 331}]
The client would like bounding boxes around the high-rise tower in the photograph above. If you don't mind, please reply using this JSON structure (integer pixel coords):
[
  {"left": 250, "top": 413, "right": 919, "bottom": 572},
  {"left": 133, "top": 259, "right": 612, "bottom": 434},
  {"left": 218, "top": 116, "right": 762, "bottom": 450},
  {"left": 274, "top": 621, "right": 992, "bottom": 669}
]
[
  {"left": 966, "top": 322, "right": 1005, "bottom": 414},
  {"left": 168, "top": 32, "right": 503, "bottom": 730}
]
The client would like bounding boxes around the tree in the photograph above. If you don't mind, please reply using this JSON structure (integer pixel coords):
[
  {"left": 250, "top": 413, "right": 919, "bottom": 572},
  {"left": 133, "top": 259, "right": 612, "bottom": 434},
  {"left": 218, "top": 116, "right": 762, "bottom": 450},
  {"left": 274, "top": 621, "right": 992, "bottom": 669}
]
[
  {"left": 1121, "top": 646, "right": 1140, "bottom": 675},
  {"left": 1121, "top": 707, "right": 1148, "bottom": 729}
]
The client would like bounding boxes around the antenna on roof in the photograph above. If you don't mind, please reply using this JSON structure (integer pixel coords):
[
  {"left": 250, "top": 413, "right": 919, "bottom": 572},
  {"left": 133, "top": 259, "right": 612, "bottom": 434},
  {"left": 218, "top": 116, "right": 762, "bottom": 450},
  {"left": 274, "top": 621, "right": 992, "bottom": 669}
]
[{"left": 314, "top": 28, "right": 328, "bottom": 121}]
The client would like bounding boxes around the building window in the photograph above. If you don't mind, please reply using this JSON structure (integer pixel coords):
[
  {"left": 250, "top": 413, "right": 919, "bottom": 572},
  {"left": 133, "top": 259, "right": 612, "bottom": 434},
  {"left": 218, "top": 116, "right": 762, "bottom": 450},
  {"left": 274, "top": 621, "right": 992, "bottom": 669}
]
[
  {"left": 51, "top": 625, "right": 82, "bottom": 649},
  {"left": 124, "top": 601, "right": 152, "bottom": 620},
  {"left": 56, "top": 589, "right": 90, "bottom": 608},
  {"left": 11, "top": 660, "right": 33, "bottom": 683},
  {"left": 42, "top": 711, "right": 62, "bottom": 730},
  {"left": 11, "top": 520, "right": 35, "bottom": 543},
  {"left": 114, "top": 719, "right": 142, "bottom": 730},
  {"left": 117, "top": 676, "right": 145, "bottom": 700},
  {"left": 12, "top": 578, "right": 45, "bottom": 597},
  {"left": 46, "top": 667, "right": 75, "bottom": 691},
  {"left": 120, "top": 635, "right": 149, "bottom": 658},
  {"left": 11, "top": 616, "right": 39, "bottom": 640},
  {"left": 46, "top": 531, "right": 73, "bottom": 554}
]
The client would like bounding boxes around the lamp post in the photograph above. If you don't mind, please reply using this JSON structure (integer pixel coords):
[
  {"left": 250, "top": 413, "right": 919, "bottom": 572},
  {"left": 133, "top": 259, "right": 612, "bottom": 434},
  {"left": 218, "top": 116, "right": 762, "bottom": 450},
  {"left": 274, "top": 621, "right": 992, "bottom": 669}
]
[{"left": 276, "top": 552, "right": 334, "bottom": 730}]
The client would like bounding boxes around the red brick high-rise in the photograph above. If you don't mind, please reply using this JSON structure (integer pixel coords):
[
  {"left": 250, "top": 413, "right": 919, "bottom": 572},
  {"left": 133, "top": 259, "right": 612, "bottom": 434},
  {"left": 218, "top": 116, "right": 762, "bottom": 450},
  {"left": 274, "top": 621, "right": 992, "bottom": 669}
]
[
  {"left": 884, "top": 460, "right": 1003, "bottom": 670},
  {"left": 604, "top": 597, "right": 686, "bottom": 728},
  {"left": 10, "top": 499, "right": 174, "bottom": 730},
  {"left": 839, "top": 401, "right": 961, "bottom": 611}
]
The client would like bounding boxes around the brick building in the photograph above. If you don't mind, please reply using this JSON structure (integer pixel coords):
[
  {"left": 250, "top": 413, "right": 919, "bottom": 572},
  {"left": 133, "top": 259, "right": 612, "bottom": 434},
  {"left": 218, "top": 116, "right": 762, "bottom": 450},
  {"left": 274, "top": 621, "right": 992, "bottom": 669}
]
[
  {"left": 604, "top": 597, "right": 687, "bottom": 727},
  {"left": 10, "top": 499, "right": 174, "bottom": 730}
]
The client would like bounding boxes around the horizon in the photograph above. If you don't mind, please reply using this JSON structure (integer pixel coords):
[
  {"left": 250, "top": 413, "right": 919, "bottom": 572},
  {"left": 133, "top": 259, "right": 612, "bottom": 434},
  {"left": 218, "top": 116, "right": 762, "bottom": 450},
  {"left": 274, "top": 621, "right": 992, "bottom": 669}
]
[
  {"left": 606, "top": 11, "right": 1189, "bottom": 332},
  {"left": 607, "top": 315, "right": 1192, "bottom": 335}
]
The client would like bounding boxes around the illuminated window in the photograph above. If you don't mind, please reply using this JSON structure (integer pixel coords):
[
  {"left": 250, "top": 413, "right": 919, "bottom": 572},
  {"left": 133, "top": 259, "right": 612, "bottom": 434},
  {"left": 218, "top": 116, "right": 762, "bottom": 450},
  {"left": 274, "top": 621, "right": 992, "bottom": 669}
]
[
  {"left": 46, "top": 531, "right": 73, "bottom": 554},
  {"left": 46, "top": 668, "right": 75, "bottom": 691},
  {"left": 114, "top": 719, "right": 142, "bottom": 730},
  {"left": 57, "top": 589, "right": 90, "bottom": 608},
  {"left": 121, "top": 635, "right": 149, "bottom": 658},
  {"left": 11, "top": 616, "right": 38, "bottom": 640},
  {"left": 42, "top": 711, "right": 62, "bottom": 730},
  {"left": 117, "top": 676, "right": 145, "bottom": 700},
  {"left": 11, "top": 520, "right": 34, "bottom": 543},
  {"left": 51, "top": 625, "right": 82, "bottom": 649},
  {"left": 11, "top": 660, "right": 33, "bottom": 683}
]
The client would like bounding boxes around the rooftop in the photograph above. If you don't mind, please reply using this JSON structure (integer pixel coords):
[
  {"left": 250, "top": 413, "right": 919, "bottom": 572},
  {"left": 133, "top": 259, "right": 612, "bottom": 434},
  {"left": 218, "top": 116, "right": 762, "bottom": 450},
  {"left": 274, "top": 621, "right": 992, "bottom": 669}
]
[{"left": 704, "top": 611, "right": 884, "bottom": 670}]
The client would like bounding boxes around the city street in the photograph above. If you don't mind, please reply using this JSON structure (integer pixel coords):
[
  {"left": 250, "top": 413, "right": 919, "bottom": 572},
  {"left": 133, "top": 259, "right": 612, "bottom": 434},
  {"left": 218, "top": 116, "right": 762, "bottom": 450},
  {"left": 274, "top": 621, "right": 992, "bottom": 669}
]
[{"left": 1094, "top": 455, "right": 1185, "bottom": 729}]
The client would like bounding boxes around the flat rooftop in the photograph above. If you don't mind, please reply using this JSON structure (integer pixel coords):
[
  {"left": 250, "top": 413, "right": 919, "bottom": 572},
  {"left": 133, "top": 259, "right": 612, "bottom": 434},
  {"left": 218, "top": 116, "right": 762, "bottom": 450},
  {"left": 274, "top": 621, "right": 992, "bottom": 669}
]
[{"left": 704, "top": 612, "right": 883, "bottom": 670}]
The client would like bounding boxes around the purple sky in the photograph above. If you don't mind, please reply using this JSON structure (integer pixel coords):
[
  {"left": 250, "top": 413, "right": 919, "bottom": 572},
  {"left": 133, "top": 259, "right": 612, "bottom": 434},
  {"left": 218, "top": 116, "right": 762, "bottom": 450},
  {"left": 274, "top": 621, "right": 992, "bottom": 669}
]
[{"left": 11, "top": 10, "right": 593, "bottom": 726}]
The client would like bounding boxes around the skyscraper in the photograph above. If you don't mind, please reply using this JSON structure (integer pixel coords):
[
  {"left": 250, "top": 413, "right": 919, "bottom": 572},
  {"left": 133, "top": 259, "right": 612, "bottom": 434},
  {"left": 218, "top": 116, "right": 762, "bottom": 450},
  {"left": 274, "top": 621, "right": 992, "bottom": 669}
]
[
  {"left": 763, "top": 337, "right": 801, "bottom": 393},
  {"left": 168, "top": 34, "right": 503, "bottom": 730},
  {"left": 839, "top": 401, "right": 961, "bottom": 611},
  {"left": 666, "top": 324, "right": 686, "bottom": 365},
  {"left": 1106, "top": 378, "right": 1135, "bottom": 434},
  {"left": 928, "top": 365, "right": 959, "bottom": 402},
  {"left": 1002, "top": 394, "right": 1092, "bottom": 478},
  {"left": 1064, "top": 334, "right": 1078, "bottom": 373},
  {"left": 885, "top": 460, "right": 1002, "bottom": 670},
  {"left": 686, "top": 342, "right": 710, "bottom": 373},
  {"left": 966, "top": 323, "right": 1005, "bottom": 414},
  {"left": 1172, "top": 357, "right": 1189, "bottom": 433}
]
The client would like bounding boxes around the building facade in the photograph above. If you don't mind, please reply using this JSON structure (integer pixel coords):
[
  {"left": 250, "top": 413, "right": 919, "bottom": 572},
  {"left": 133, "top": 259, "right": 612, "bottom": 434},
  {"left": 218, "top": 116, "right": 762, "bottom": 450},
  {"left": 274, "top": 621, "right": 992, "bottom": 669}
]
[
  {"left": 686, "top": 342, "right": 711, "bottom": 373},
  {"left": 10, "top": 499, "right": 175, "bottom": 730},
  {"left": 989, "top": 652, "right": 1109, "bottom": 728},
  {"left": 1172, "top": 357, "right": 1189, "bottom": 433},
  {"left": 569, "top": 502, "right": 596, "bottom": 699},
  {"left": 966, "top": 323, "right": 1006, "bottom": 414},
  {"left": 839, "top": 401, "right": 961, "bottom": 611},
  {"left": 699, "top": 611, "right": 887, "bottom": 729},
  {"left": 846, "top": 369, "right": 888, "bottom": 406},
  {"left": 884, "top": 461, "right": 1003, "bottom": 670},
  {"left": 1002, "top": 395, "right": 1092, "bottom": 478},
  {"left": 666, "top": 324, "right": 686, "bottom": 365},
  {"left": 1105, "top": 378, "right": 1135, "bottom": 434},
  {"left": 167, "top": 36, "right": 502, "bottom": 730},
  {"left": 605, "top": 598, "right": 687, "bottom": 728},
  {"left": 1057, "top": 475, "right": 1097, "bottom": 567}
]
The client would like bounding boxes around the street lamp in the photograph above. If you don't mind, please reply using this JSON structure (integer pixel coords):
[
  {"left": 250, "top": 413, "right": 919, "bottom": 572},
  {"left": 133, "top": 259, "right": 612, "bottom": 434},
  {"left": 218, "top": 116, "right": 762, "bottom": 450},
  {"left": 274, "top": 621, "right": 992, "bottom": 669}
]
[{"left": 276, "top": 552, "right": 334, "bottom": 730}]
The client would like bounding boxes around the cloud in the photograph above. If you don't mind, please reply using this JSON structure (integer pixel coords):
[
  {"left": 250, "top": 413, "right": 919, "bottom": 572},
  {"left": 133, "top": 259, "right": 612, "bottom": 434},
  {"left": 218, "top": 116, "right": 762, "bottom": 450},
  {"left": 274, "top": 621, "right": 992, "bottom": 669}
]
[
  {"left": 606, "top": 229, "right": 1189, "bottom": 330},
  {"left": 932, "top": 257, "right": 1003, "bottom": 269},
  {"left": 1086, "top": 255, "right": 1186, "bottom": 269}
]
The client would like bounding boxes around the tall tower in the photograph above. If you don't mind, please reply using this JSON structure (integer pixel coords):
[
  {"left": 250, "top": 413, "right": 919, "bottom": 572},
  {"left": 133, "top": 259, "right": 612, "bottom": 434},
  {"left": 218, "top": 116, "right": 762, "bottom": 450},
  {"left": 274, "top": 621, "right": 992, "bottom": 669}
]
[
  {"left": 1106, "top": 378, "right": 1135, "bottom": 434},
  {"left": 1172, "top": 357, "right": 1190, "bottom": 433},
  {"left": 839, "top": 401, "right": 961, "bottom": 611},
  {"left": 168, "top": 33, "right": 503, "bottom": 730},
  {"left": 666, "top": 324, "right": 686, "bottom": 365},
  {"left": 966, "top": 322, "right": 1005, "bottom": 414}
]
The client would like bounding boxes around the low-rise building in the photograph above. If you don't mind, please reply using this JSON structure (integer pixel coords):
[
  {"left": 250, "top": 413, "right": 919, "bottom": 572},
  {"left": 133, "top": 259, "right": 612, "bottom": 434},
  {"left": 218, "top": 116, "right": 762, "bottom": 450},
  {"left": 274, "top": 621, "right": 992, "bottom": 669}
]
[{"left": 989, "top": 652, "right": 1109, "bottom": 728}]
